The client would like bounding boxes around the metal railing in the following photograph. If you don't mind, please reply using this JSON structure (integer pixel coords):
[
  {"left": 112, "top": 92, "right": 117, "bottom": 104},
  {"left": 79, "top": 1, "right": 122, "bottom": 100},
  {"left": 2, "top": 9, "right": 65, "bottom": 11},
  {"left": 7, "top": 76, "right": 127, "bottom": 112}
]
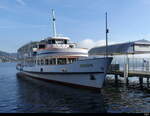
[{"left": 111, "top": 58, "right": 150, "bottom": 72}]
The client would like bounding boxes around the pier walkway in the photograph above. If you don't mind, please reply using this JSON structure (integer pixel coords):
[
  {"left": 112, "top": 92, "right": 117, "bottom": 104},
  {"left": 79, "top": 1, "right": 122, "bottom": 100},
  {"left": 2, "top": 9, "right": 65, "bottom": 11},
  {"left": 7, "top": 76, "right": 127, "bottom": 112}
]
[{"left": 109, "top": 70, "right": 150, "bottom": 77}]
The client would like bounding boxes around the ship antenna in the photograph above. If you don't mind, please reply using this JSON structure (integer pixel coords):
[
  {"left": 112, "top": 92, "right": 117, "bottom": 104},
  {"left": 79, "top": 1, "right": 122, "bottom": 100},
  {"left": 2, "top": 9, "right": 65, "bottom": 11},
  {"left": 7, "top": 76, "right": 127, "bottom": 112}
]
[
  {"left": 52, "top": 9, "right": 57, "bottom": 37},
  {"left": 105, "top": 12, "right": 109, "bottom": 57}
]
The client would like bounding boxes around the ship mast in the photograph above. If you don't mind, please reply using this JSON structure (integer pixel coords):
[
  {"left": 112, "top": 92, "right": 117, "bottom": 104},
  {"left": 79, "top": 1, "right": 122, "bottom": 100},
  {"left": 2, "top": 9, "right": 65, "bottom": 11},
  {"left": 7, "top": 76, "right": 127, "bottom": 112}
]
[
  {"left": 52, "top": 9, "right": 57, "bottom": 37},
  {"left": 105, "top": 12, "right": 109, "bottom": 57}
]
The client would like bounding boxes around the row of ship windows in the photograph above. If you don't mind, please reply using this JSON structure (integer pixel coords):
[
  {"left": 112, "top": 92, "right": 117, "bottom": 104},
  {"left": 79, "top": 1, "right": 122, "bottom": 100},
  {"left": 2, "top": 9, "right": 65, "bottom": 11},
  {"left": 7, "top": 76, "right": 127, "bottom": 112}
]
[{"left": 25, "top": 58, "right": 77, "bottom": 65}]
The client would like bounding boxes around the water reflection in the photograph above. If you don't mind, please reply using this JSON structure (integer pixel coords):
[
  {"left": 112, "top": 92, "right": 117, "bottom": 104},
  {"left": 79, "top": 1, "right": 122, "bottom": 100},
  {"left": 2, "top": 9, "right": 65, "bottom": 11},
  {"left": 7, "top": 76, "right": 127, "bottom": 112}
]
[
  {"left": 102, "top": 83, "right": 150, "bottom": 113},
  {"left": 15, "top": 74, "right": 106, "bottom": 113}
]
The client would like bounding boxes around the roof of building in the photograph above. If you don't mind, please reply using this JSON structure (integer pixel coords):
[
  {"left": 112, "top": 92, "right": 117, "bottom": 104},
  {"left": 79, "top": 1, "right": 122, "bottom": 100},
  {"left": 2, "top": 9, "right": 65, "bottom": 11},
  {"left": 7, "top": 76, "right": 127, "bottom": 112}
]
[{"left": 88, "top": 39, "right": 150, "bottom": 55}]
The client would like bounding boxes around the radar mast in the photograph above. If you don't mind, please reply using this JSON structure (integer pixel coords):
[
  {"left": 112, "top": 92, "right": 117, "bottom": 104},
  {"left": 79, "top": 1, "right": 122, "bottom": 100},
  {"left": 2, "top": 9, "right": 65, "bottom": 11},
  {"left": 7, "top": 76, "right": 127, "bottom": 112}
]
[{"left": 52, "top": 9, "right": 57, "bottom": 37}]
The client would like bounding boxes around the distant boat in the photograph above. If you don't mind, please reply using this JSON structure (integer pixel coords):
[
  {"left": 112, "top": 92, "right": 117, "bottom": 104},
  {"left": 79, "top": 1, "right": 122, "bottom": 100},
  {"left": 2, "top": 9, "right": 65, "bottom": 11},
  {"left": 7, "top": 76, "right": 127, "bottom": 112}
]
[{"left": 16, "top": 10, "right": 113, "bottom": 90}]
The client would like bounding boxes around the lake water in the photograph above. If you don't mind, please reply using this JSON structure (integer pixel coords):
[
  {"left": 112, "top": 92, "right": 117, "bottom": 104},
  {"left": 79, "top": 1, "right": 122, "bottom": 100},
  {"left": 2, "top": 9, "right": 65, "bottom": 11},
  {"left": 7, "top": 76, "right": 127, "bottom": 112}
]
[{"left": 0, "top": 62, "right": 150, "bottom": 113}]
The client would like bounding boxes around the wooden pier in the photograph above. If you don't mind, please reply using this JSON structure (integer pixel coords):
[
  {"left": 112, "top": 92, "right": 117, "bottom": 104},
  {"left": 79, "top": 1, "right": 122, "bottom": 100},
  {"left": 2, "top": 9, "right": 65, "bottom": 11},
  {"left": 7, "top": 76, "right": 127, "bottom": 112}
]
[
  {"left": 107, "top": 63, "right": 150, "bottom": 89},
  {"left": 109, "top": 70, "right": 150, "bottom": 77}
]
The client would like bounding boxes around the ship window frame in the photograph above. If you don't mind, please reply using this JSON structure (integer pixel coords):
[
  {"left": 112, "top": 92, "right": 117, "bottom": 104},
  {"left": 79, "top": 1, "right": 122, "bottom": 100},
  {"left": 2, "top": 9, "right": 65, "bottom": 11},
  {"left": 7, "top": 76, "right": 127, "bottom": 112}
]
[
  {"left": 48, "top": 40, "right": 52, "bottom": 44},
  {"left": 51, "top": 58, "right": 56, "bottom": 65},
  {"left": 48, "top": 58, "right": 56, "bottom": 65},
  {"left": 49, "top": 59, "right": 53, "bottom": 65},
  {"left": 52, "top": 40, "right": 56, "bottom": 44},
  {"left": 64, "top": 40, "right": 67, "bottom": 44},
  {"left": 57, "top": 58, "right": 67, "bottom": 65},
  {"left": 39, "top": 44, "right": 45, "bottom": 49},
  {"left": 55, "top": 39, "right": 66, "bottom": 44},
  {"left": 41, "top": 59, "right": 44, "bottom": 65},
  {"left": 45, "top": 59, "right": 49, "bottom": 65},
  {"left": 68, "top": 58, "right": 77, "bottom": 64},
  {"left": 37, "top": 59, "right": 40, "bottom": 65}
]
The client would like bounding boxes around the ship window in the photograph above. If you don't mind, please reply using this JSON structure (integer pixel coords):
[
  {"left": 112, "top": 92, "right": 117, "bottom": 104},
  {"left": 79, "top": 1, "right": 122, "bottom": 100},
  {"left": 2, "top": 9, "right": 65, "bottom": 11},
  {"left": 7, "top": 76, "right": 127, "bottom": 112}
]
[
  {"left": 55, "top": 40, "right": 64, "bottom": 44},
  {"left": 45, "top": 59, "right": 49, "bottom": 65},
  {"left": 37, "top": 60, "right": 40, "bottom": 65},
  {"left": 41, "top": 59, "right": 44, "bottom": 65},
  {"left": 52, "top": 40, "right": 56, "bottom": 44},
  {"left": 52, "top": 58, "right": 56, "bottom": 65},
  {"left": 49, "top": 59, "right": 52, "bottom": 64},
  {"left": 49, "top": 58, "right": 56, "bottom": 65},
  {"left": 48, "top": 40, "right": 52, "bottom": 44},
  {"left": 68, "top": 58, "right": 76, "bottom": 64},
  {"left": 39, "top": 44, "right": 45, "bottom": 49},
  {"left": 64, "top": 40, "right": 67, "bottom": 44},
  {"left": 57, "top": 58, "right": 66, "bottom": 65}
]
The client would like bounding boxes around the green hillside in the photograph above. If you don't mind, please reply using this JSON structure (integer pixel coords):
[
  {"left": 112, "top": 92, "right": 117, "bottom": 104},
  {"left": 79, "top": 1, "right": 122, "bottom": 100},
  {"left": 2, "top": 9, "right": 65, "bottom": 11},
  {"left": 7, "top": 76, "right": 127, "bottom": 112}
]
[{"left": 0, "top": 50, "right": 17, "bottom": 62}]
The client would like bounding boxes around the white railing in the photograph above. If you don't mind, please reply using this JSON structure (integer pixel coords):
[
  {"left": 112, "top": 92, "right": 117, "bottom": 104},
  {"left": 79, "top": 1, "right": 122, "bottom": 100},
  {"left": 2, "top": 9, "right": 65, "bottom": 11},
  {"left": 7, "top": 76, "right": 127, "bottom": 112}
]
[{"left": 111, "top": 58, "right": 150, "bottom": 72}]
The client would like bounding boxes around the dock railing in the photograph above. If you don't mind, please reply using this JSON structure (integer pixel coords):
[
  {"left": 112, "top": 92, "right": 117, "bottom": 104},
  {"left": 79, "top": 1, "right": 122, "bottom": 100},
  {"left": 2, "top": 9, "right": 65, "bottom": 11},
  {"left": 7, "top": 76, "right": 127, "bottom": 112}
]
[
  {"left": 108, "top": 57, "right": 150, "bottom": 88},
  {"left": 108, "top": 58, "right": 150, "bottom": 77},
  {"left": 110, "top": 58, "right": 150, "bottom": 71}
]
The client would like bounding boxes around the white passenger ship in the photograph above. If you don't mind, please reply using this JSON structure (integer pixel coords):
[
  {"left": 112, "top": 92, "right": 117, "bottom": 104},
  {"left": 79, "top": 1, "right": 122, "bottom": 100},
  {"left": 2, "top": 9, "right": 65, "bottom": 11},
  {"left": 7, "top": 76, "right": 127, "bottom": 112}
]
[{"left": 16, "top": 10, "right": 113, "bottom": 90}]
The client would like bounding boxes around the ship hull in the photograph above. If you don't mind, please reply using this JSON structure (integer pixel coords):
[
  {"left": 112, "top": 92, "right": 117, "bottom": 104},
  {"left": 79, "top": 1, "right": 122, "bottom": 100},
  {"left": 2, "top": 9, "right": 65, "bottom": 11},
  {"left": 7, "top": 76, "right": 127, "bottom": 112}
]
[
  {"left": 18, "top": 71, "right": 106, "bottom": 91},
  {"left": 17, "top": 57, "right": 112, "bottom": 90}
]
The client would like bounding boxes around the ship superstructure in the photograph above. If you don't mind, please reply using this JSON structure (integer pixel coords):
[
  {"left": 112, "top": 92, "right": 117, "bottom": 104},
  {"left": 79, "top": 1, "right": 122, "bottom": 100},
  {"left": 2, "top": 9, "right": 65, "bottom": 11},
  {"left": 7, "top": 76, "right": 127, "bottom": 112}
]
[{"left": 17, "top": 36, "right": 88, "bottom": 68}]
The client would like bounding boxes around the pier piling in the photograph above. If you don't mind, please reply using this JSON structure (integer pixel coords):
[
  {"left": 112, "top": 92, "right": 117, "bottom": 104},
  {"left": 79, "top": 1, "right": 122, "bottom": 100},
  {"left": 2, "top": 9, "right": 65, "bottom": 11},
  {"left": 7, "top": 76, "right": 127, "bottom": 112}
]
[
  {"left": 126, "top": 77, "right": 129, "bottom": 86},
  {"left": 115, "top": 75, "right": 118, "bottom": 85},
  {"left": 124, "top": 63, "right": 129, "bottom": 85},
  {"left": 147, "top": 77, "right": 149, "bottom": 88},
  {"left": 139, "top": 77, "right": 143, "bottom": 89},
  {"left": 108, "top": 57, "right": 150, "bottom": 90}
]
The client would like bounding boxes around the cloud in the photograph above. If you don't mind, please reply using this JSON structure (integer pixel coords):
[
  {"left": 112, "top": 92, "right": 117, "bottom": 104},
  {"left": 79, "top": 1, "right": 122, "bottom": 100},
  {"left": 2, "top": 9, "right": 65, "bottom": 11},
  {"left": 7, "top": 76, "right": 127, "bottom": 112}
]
[
  {"left": 77, "top": 39, "right": 111, "bottom": 49},
  {"left": 16, "top": 0, "right": 26, "bottom": 6}
]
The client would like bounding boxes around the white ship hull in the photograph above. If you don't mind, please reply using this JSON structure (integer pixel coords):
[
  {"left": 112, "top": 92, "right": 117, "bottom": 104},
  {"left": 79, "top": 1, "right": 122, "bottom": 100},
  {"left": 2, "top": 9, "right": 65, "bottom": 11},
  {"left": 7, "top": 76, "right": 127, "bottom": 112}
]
[{"left": 17, "top": 58, "right": 112, "bottom": 90}]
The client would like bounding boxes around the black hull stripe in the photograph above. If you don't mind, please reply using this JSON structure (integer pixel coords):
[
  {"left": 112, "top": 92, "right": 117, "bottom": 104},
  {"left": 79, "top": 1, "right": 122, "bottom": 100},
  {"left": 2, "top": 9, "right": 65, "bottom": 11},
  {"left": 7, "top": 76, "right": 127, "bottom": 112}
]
[
  {"left": 23, "top": 71, "right": 105, "bottom": 75},
  {"left": 17, "top": 72, "right": 102, "bottom": 92}
]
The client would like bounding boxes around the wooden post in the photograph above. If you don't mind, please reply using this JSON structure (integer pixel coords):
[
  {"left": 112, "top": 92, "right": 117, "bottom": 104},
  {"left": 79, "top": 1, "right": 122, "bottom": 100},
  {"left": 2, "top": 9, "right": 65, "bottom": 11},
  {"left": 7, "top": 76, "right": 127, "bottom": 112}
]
[
  {"left": 147, "top": 77, "right": 149, "bottom": 88},
  {"left": 126, "top": 77, "right": 129, "bottom": 86},
  {"left": 139, "top": 77, "right": 143, "bottom": 89}
]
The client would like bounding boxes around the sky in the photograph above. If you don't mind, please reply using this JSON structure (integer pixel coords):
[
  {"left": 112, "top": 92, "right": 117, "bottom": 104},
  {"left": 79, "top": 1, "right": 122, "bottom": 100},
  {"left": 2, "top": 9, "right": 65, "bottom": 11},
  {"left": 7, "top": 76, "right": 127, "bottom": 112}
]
[{"left": 0, "top": 0, "right": 150, "bottom": 53}]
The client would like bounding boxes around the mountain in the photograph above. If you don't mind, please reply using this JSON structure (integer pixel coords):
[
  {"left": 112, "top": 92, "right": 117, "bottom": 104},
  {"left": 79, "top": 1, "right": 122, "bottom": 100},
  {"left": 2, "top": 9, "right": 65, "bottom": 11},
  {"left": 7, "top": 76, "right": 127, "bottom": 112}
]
[{"left": 0, "top": 50, "right": 17, "bottom": 62}]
